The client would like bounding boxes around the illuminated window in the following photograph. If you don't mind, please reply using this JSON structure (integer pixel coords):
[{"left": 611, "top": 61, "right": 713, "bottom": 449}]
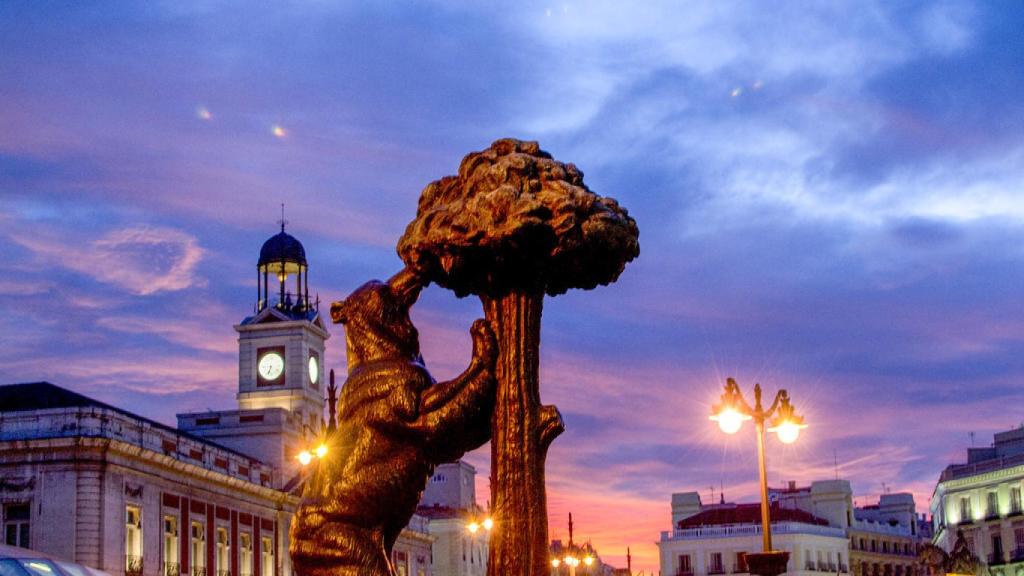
[
  {"left": 260, "top": 536, "right": 274, "bottom": 576},
  {"left": 240, "top": 533, "right": 253, "bottom": 576},
  {"left": 988, "top": 492, "right": 999, "bottom": 518},
  {"left": 960, "top": 497, "right": 972, "bottom": 522},
  {"left": 215, "top": 527, "right": 229, "bottom": 576},
  {"left": 164, "top": 516, "right": 180, "bottom": 576},
  {"left": 125, "top": 506, "right": 143, "bottom": 576},
  {"left": 393, "top": 551, "right": 408, "bottom": 576},
  {"left": 4, "top": 503, "right": 30, "bottom": 549},
  {"left": 1012, "top": 488, "right": 1022, "bottom": 514},
  {"left": 191, "top": 522, "right": 206, "bottom": 576}
]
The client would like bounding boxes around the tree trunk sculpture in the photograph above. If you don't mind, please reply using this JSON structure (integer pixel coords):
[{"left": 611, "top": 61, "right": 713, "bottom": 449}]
[{"left": 398, "top": 139, "right": 639, "bottom": 575}]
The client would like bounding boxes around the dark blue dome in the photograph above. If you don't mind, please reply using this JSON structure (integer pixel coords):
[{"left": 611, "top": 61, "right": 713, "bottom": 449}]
[{"left": 259, "top": 231, "right": 307, "bottom": 266}]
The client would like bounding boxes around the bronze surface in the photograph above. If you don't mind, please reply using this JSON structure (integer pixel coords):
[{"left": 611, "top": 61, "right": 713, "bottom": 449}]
[
  {"left": 290, "top": 267, "right": 496, "bottom": 576},
  {"left": 397, "top": 138, "right": 639, "bottom": 575}
]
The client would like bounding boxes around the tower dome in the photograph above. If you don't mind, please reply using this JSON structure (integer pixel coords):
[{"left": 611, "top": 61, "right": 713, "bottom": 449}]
[
  {"left": 255, "top": 223, "right": 314, "bottom": 317},
  {"left": 258, "top": 230, "right": 307, "bottom": 267}
]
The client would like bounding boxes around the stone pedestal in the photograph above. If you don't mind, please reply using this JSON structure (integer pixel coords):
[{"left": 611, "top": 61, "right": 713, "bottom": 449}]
[{"left": 745, "top": 551, "right": 790, "bottom": 576}]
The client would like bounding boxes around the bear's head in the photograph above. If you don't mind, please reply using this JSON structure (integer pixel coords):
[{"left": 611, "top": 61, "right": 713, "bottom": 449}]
[{"left": 331, "top": 268, "right": 424, "bottom": 370}]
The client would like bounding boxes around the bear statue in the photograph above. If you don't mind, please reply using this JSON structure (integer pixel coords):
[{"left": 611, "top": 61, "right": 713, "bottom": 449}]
[{"left": 290, "top": 267, "right": 496, "bottom": 576}]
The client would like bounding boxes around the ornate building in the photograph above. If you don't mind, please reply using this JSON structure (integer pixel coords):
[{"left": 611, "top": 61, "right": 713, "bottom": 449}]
[
  {"left": 931, "top": 426, "right": 1024, "bottom": 576},
  {"left": 659, "top": 480, "right": 929, "bottom": 576},
  {"left": 0, "top": 226, "right": 433, "bottom": 576}
]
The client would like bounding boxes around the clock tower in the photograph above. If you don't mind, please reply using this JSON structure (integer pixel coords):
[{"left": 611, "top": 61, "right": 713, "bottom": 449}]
[
  {"left": 235, "top": 223, "right": 329, "bottom": 430},
  {"left": 178, "top": 223, "right": 330, "bottom": 485}
]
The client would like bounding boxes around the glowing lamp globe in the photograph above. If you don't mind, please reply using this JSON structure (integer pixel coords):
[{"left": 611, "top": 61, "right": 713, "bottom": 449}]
[
  {"left": 315, "top": 443, "right": 328, "bottom": 459},
  {"left": 584, "top": 555, "right": 595, "bottom": 566},
  {"left": 551, "top": 559, "right": 561, "bottom": 568},
  {"left": 482, "top": 517, "right": 494, "bottom": 531},
  {"left": 711, "top": 408, "right": 748, "bottom": 434},
  {"left": 467, "top": 522, "right": 480, "bottom": 534},
  {"left": 773, "top": 421, "right": 801, "bottom": 444},
  {"left": 297, "top": 450, "right": 313, "bottom": 466}
]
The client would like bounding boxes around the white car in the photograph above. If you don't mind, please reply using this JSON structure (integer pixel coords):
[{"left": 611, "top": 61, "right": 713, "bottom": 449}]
[{"left": 0, "top": 544, "right": 110, "bottom": 576}]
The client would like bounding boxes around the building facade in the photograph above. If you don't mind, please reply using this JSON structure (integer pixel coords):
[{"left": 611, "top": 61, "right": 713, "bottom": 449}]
[
  {"left": 659, "top": 480, "right": 928, "bottom": 576},
  {"left": 417, "top": 461, "right": 489, "bottom": 576},
  {"left": 0, "top": 383, "right": 292, "bottom": 576},
  {"left": 931, "top": 426, "right": 1024, "bottom": 576},
  {"left": 0, "top": 226, "right": 435, "bottom": 576}
]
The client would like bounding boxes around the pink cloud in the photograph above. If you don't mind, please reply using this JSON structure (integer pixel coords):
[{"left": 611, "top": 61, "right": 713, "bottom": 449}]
[{"left": 9, "top": 225, "right": 205, "bottom": 295}]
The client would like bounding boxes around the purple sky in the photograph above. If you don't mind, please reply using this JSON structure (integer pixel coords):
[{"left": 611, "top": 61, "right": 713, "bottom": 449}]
[{"left": 2, "top": 2, "right": 1023, "bottom": 571}]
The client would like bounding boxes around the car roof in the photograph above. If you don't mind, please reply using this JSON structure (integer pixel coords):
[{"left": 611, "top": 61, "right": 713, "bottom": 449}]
[{"left": 0, "top": 544, "right": 111, "bottom": 576}]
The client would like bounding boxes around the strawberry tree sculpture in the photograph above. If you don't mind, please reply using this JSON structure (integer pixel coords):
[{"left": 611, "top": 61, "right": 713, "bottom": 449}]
[{"left": 397, "top": 138, "right": 639, "bottom": 575}]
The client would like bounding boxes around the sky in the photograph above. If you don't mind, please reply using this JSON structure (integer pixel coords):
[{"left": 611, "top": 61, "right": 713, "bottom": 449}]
[{"left": 2, "top": 1, "right": 1023, "bottom": 572}]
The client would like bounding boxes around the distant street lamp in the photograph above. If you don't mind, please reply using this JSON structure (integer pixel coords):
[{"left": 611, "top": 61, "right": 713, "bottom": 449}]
[
  {"left": 550, "top": 513, "right": 595, "bottom": 576},
  {"left": 710, "top": 378, "right": 807, "bottom": 576}
]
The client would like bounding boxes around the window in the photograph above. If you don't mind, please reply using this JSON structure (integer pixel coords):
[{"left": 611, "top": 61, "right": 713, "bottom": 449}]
[
  {"left": 709, "top": 552, "right": 724, "bottom": 574},
  {"left": 736, "top": 552, "right": 748, "bottom": 573},
  {"left": 992, "top": 533, "right": 1004, "bottom": 563},
  {"left": 1014, "top": 525, "right": 1024, "bottom": 553},
  {"left": 164, "top": 516, "right": 180, "bottom": 576},
  {"left": 393, "top": 551, "right": 408, "bottom": 576},
  {"left": 3, "top": 504, "right": 30, "bottom": 549},
  {"left": 191, "top": 522, "right": 206, "bottom": 576},
  {"left": 126, "top": 506, "right": 143, "bottom": 576},
  {"left": 678, "top": 554, "right": 692, "bottom": 576},
  {"left": 960, "top": 496, "right": 972, "bottom": 522},
  {"left": 260, "top": 536, "right": 274, "bottom": 576},
  {"left": 215, "top": 527, "right": 229, "bottom": 576},
  {"left": 1012, "top": 488, "right": 1022, "bottom": 514},
  {"left": 240, "top": 533, "right": 253, "bottom": 576},
  {"left": 988, "top": 492, "right": 1000, "bottom": 518}
]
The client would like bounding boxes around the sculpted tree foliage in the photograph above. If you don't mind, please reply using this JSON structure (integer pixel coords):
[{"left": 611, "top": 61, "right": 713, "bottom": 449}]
[{"left": 398, "top": 138, "right": 639, "bottom": 576}]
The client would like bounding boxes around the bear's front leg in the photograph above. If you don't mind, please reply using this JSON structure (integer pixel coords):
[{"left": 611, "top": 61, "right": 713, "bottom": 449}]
[{"left": 414, "top": 318, "right": 497, "bottom": 460}]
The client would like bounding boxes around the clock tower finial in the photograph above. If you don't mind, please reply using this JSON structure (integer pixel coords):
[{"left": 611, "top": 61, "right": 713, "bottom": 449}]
[{"left": 279, "top": 202, "right": 287, "bottom": 233}]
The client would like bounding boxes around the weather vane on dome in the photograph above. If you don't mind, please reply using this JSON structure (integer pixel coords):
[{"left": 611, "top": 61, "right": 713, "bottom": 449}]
[{"left": 279, "top": 202, "right": 288, "bottom": 232}]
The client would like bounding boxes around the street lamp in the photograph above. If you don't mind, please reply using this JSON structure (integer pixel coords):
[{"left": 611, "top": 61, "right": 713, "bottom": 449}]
[
  {"left": 550, "top": 513, "right": 595, "bottom": 576},
  {"left": 466, "top": 514, "right": 493, "bottom": 574},
  {"left": 709, "top": 378, "right": 807, "bottom": 576}
]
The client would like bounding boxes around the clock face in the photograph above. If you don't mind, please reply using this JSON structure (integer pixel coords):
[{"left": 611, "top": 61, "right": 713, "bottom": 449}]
[
  {"left": 258, "top": 352, "right": 284, "bottom": 381},
  {"left": 308, "top": 355, "right": 319, "bottom": 384}
]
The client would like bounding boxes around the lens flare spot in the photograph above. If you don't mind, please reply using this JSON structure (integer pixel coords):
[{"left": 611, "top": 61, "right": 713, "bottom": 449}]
[{"left": 272, "top": 125, "right": 288, "bottom": 138}]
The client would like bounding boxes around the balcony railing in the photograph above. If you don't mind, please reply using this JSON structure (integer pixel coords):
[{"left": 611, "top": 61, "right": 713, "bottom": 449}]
[
  {"left": 988, "top": 552, "right": 1007, "bottom": 566},
  {"left": 1011, "top": 549, "right": 1024, "bottom": 562},
  {"left": 1010, "top": 503, "right": 1023, "bottom": 517},
  {"left": 675, "top": 570, "right": 694, "bottom": 576},
  {"left": 806, "top": 562, "right": 817, "bottom": 571},
  {"left": 163, "top": 562, "right": 181, "bottom": 576},
  {"left": 839, "top": 564, "right": 849, "bottom": 573},
  {"left": 709, "top": 567, "right": 726, "bottom": 575},
  {"left": 662, "top": 521, "right": 845, "bottom": 542},
  {"left": 216, "top": 571, "right": 231, "bottom": 576},
  {"left": 191, "top": 567, "right": 207, "bottom": 576},
  {"left": 125, "top": 555, "right": 143, "bottom": 576},
  {"left": 985, "top": 509, "right": 1001, "bottom": 521}
]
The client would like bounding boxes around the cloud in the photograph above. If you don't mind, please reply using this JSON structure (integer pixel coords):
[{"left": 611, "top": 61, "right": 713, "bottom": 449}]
[{"left": 9, "top": 226, "right": 205, "bottom": 295}]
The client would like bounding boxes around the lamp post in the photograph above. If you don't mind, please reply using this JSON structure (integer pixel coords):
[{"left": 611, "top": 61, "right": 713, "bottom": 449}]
[
  {"left": 466, "top": 515, "right": 494, "bottom": 575},
  {"left": 550, "top": 514, "right": 595, "bottom": 576},
  {"left": 709, "top": 378, "right": 806, "bottom": 576}
]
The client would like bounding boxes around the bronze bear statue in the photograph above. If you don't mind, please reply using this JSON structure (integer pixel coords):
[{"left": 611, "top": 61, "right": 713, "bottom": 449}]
[{"left": 290, "top": 267, "right": 496, "bottom": 576}]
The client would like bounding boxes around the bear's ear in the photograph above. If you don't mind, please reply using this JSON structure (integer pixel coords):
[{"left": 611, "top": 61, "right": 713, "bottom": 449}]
[{"left": 330, "top": 299, "right": 349, "bottom": 324}]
